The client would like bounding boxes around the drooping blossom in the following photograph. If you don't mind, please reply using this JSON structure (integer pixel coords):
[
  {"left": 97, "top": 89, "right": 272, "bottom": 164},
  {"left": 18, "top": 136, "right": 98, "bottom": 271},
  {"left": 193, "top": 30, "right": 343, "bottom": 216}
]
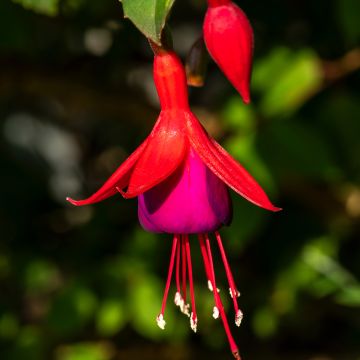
[
  {"left": 67, "top": 49, "right": 280, "bottom": 359},
  {"left": 204, "top": 0, "right": 254, "bottom": 103}
]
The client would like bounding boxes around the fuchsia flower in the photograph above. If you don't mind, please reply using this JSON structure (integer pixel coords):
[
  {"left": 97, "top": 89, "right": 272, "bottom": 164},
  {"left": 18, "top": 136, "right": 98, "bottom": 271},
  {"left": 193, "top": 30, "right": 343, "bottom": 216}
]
[
  {"left": 67, "top": 50, "right": 280, "bottom": 359},
  {"left": 204, "top": 0, "right": 254, "bottom": 103}
]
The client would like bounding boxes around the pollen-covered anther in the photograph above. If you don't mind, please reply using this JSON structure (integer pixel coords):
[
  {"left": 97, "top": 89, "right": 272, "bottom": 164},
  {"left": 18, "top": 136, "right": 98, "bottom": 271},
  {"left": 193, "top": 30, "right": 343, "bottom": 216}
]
[
  {"left": 208, "top": 280, "right": 220, "bottom": 293},
  {"left": 181, "top": 302, "right": 191, "bottom": 317},
  {"left": 156, "top": 314, "right": 166, "bottom": 330},
  {"left": 174, "top": 291, "right": 183, "bottom": 307},
  {"left": 212, "top": 306, "right": 220, "bottom": 319},
  {"left": 235, "top": 309, "right": 243, "bottom": 327},
  {"left": 229, "top": 288, "right": 240, "bottom": 298},
  {"left": 190, "top": 313, "right": 198, "bottom": 333}
]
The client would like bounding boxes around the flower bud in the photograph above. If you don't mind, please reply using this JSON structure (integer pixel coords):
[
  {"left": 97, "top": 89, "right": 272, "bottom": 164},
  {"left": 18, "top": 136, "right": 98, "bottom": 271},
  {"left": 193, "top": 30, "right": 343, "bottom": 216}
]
[{"left": 203, "top": 0, "right": 254, "bottom": 104}]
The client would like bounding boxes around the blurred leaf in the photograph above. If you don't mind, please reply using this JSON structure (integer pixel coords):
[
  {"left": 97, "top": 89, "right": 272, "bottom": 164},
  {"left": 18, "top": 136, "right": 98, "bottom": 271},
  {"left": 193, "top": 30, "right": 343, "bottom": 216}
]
[
  {"left": 223, "top": 195, "right": 267, "bottom": 252},
  {"left": 10, "top": 326, "right": 44, "bottom": 360},
  {"left": 0, "top": 313, "right": 19, "bottom": 339},
  {"left": 303, "top": 243, "right": 356, "bottom": 287},
  {"left": 96, "top": 300, "right": 126, "bottom": 336},
  {"left": 48, "top": 284, "right": 97, "bottom": 335},
  {"left": 336, "top": 0, "right": 360, "bottom": 43},
  {"left": 252, "top": 306, "right": 278, "bottom": 338},
  {"left": 128, "top": 273, "right": 169, "bottom": 340},
  {"left": 56, "top": 342, "right": 113, "bottom": 360},
  {"left": 0, "top": 254, "right": 11, "bottom": 278},
  {"left": 259, "top": 120, "right": 341, "bottom": 181},
  {"left": 253, "top": 48, "right": 323, "bottom": 117},
  {"left": 317, "top": 95, "right": 360, "bottom": 181},
  {"left": 127, "top": 268, "right": 186, "bottom": 341},
  {"left": 335, "top": 285, "right": 360, "bottom": 307},
  {"left": 222, "top": 97, "right": 256, "bottom": 134},
  {"left": 11, "top": 0, "right": 59, "bottom": 16},
  {"left": 24, "top": 259, "right": 59, "bottom": 294},
  {"left": 121, "top": 0, "right": 175, "bottom": 45},
  {"left": 224, "top": 135, "right": 277, "bottom": 193}
]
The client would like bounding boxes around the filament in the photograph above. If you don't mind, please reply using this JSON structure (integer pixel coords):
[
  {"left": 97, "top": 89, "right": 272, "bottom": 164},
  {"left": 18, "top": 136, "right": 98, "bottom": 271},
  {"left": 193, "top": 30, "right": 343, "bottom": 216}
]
[
  {"left": 156, "top": 234, "right": 179, "bottom": 329},
  {"left": 215, "top": 231, "right": 243, "bottom": 326},
  {"left": 185, "top": 235, "right": 197, "bottom": 332}
]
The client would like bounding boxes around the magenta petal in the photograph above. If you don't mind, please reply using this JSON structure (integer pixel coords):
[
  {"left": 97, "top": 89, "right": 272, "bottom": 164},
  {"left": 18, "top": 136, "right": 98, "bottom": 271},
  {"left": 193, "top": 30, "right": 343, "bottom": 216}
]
[{"left": 138, "top": 148, "right": 232, "bottom": 234}]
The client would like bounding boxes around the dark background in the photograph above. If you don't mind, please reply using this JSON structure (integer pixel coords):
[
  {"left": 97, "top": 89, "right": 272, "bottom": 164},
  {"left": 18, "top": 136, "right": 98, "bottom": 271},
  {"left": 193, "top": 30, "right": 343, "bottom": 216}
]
[{"left": 0, "top": 0, "right": 359, "bottom": 359}]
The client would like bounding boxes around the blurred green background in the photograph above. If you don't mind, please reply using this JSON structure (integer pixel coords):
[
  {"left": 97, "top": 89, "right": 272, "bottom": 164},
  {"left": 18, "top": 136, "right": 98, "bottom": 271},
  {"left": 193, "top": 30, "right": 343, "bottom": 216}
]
[{"left": 0, "top": 0, "right": 359, "bottom": 359}]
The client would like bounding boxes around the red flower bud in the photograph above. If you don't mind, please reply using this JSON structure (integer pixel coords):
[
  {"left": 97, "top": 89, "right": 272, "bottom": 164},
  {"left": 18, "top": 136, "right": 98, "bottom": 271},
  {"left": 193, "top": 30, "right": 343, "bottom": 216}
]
[{"left": 204, "top": 0, "right": 254, "bottom": 104}]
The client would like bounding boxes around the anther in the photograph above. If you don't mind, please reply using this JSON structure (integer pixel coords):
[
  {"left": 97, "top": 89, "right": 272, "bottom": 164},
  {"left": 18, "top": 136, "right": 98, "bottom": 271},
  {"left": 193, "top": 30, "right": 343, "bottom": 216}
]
[
  {"left": 190, "top": 312, "right": 198, "bottom": 333},
  {"left": 232, "top": 350, "right": 242, "bottom": 360},
  {"left": 181, "top": 302, "right": 190, "bottom": 317},
  {"left": 208, "top": 280, "right": 220, "bottom": 293},
  {"left": 156, "top": 314, "right": 166, "bottom": 330},
  {"left": 229, "top": 288, "right": 240, "bottom": 298},
  {"left": 213, "top": 306, "right": 220, "bottom": 319},
  {"left": 235, "top": 309, "right": 243, "bottom": 327},
  {"left": 174, "top": 291, "right": 182, "bottom": 306}
]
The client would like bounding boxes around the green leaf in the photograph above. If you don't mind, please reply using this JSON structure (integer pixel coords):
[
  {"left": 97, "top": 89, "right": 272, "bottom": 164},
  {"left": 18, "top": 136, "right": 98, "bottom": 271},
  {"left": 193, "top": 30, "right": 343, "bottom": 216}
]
[
  {"left": 48, "top": 284, "right": 97, "bottom": 336},
  {"left": 335, "top": 286, "right": 360, "bottom": 307},
  {"left": 336, "top": 0, "right": 360, "bottom": 43},
  {"left": 96, "top": 300, "right": 126, "bottom": 336},
  {"left": 253, "top": 48, "right": 323, "bottom": 118},
  {"left": 258, "top": 121, "right": 341, "bottom": 181},
  {"left": 120, "top": 0, "right": 175, "bottom": 44},
  {"left": 56, "top": 343, "right": 113, "bottom": 360},
  {"left": 12, "top": 0, "right": 59, "bottom": 16}
]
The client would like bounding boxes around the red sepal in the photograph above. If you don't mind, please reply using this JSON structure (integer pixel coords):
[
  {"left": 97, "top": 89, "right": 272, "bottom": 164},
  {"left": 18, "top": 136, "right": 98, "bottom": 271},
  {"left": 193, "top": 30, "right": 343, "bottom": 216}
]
[
  {"left": 122, "top": 110, "right": 187, "bottom": 198},
  {"left": 66, "top": 138, "right": 149, "bottom": 206},
  {"left": 187, "top": 113, "right": 280, "bottom": 212}
]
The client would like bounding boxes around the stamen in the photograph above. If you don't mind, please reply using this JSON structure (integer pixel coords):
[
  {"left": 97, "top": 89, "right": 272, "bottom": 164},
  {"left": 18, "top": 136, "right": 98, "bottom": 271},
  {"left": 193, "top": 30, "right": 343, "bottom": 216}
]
[
  {"left": 199, "top": 234, "right": 218, "bottom": 310},
  {"left": 208, "top": 280, "right": 220, "bottom": 293},
  {"left": 156, "top": 314, "right": 166, "bottom": 330},
  {"left": 185, "top": 235, "right": 197, "bottom": 332},
  {"left": 190, "top": 312, "right": 198, "bottom": 332},
  {"left": 215, "top": 231, "right": 242, "bottom": 325},
  {"left": 181, "top": 235, "right": 187, "bottom": 302},
  {"left": 157, "top": 234, "right": 179, "bottom": 329},
  {"left": 235, "top": 309, "right": 243, "bottom": 327},
  {"left": 213, "top": 306, "right": 220, "bottom": 319},
  {"left": 173, "top": 239, "right": 190, "bottom": 316},
  {"left": 229, "top": 288, "right": 241, "bottom": 298},
  {"left": 232, "top": 351, "right": 242, "bottom": 360},
  {"left": 174, "top": 291, "right": 183, "bottom": 307},
  {"left": 199, "top": 234, "right": 240, "bottom": 356},
  {"left": 181, "top": 301, "right": 190, "bottom": 317},
  {"left": 176, "top": 239, "right": 181, "bottom": 294}
]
